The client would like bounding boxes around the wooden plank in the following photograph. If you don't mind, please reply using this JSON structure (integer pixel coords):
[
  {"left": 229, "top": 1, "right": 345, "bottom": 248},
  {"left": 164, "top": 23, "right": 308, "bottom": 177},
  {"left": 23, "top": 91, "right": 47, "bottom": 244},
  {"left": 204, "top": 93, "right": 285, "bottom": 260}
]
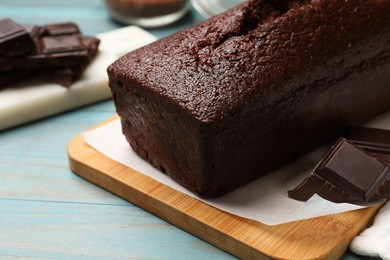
[
  {"left": 68, "top": 117, "right": 383, "bottom": 259},
  {"left": 0, "top": 199, "right": 231, "bottom": 259},
  {"left": 0, "top": 101, "right": 233, "bottom": 259},
  {"left": 0, "top": 103, "right": 119, "bottom": 204}
]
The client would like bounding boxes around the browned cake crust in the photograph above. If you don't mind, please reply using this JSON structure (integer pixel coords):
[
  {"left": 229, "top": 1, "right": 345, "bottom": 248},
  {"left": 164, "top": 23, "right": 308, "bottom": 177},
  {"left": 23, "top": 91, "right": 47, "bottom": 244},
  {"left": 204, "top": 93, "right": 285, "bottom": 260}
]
[{"left": 108, "top": 0, "right": 390, "bottom": 197}]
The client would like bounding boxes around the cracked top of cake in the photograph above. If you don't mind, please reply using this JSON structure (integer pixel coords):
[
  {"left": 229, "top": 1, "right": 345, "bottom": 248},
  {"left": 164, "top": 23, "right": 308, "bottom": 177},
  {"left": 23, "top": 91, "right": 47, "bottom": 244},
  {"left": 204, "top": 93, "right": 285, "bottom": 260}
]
[{"left": 108, "top": 0, "right": 390, "bottom": 123}]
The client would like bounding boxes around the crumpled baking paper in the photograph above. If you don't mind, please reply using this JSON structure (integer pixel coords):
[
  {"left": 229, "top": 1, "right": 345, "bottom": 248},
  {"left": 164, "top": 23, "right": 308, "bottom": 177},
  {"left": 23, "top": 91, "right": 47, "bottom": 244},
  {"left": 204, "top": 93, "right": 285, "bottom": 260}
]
[
  {"left": 81, "top": 109, "right": 390, "bottom": 260},
  {"left": 81, "top": 113, "right": 388, "bottom": 225}
]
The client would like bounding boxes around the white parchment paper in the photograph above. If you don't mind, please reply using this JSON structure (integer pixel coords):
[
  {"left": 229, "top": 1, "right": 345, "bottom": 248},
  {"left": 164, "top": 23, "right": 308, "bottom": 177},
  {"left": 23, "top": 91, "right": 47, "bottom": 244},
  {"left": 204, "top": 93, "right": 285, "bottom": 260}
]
[{"left": 82, "top": 110, "right": 390, "bottom": 225}]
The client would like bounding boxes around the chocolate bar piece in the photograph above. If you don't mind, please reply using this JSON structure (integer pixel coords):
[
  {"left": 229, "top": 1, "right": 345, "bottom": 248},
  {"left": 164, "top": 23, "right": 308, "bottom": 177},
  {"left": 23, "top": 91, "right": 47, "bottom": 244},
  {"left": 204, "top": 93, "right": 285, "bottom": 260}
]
[
  {"left": 0, "top": 70, "right": 36, "bottom": 89},
  {"left": 44, "top": 68, "right": 76, "bottom": 88},
  {"left": 40, "top": 35, "right": 84, "bottom": 54},
  {"left": 0, "top": 20, "right": 99, "bottom": 88},
  {"left": 42, "top": 22, "right": 80, "bottom": 36},
  {"left": 348, "top": 127, "right": 390, "bottom": 165},
  {"left": 80, "top": 36, "right": 100, "bottom": 59},
  {"left": 21, "top": 24, "right": 43, "bottom": 40},
  {"left": 0, "top": 19, "right": 35, "bottom": 57},
  {"left": 288, "top": 138, "right": 390, "bottom": 203},
  {"left": 44, "top": 36, "right": 100, "bottom": 87},
  {"left": 0, "top": 34, "right": 90, "bottom": 70},
  {"left": 0, "top": 34, "right": 99, "bottom": 88},
  {"left": 0, "top": 32, "right": 99, "bottom": 71}
]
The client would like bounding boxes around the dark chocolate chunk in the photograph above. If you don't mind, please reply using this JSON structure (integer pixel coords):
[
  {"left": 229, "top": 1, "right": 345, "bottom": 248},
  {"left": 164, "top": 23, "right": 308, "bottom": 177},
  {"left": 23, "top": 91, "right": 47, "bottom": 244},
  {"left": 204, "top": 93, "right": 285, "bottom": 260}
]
[
  {"left": 80, "top": 36, "right": 100, "bottom": 59},
  {"left": 44, "top": 68, "right": 75, "bottom": 88},
  {"left": 0, "top": 26, "right": 100, "bottom": 71},
  {"left": 21, "top": 24, "right": 44, "bottom": 40},
  {"left": 315, "top": 138, "right": 389, "bottom": 201},
  {"left": 0, "top": 70, "right": 36, "bottom": 89},
  {"left": 288, "top": 138, "right": 390, "bottom": 203},
  {"left": 39, "top": 35, "right": 84, "bottom": 54},
  {"left": 347, "top": 127, "right": 390, "bottom": 165},
  {"left": 42, "top": 22, "right": 80, "bottom": 36},
  {"left": 0, "top": 20, "right": 99, "bottom": 89},
  {"left": 44, "top": 36, "right": 100, "bottom": 87},
  {"left": 0, "top": 19, "right": 35, "bottom": 57},
  {"left": 0, "top": 34, "right": 90, "bottom": 71}
]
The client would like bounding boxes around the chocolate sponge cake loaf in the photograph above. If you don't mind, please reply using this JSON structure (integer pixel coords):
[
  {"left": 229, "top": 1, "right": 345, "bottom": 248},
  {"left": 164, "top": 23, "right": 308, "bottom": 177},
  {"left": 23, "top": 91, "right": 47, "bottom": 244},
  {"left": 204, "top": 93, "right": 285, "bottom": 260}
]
[{"left": 108, "top": 0, "right": 390, "bottom": 197}]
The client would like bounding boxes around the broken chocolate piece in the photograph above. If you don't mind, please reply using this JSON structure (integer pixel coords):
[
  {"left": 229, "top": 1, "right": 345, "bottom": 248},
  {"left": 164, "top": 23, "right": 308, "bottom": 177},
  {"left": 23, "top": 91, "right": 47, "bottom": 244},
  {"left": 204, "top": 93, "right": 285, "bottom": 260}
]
[
  {"left": 348, "top": 127, "right": 390, "bottom": 165},
  {"left": 42, "top": 22, "right": 80, "bottom": 36},
  {"left": 0, "top": 20, "right": 99, "bottom": 89},
  {"left": 21, "top": 24, "right": 43, "bottom": 40},
  {"left": 39, "top": 35, "right": 84, "bottom": 54},
  {"left": 0, "top": 34, "right": 90, "bottom": 70},
  {"left": 288, "top": 138, "right": 390, "bottom": 203},
  {"left": 0, "top": 19, "right": 35, "bottom": 57},
  {"left": 80, "top": 36, "right": 100, "bottom": 59},
  {"left": 44, "top": 36, "right": 100, "bottom": 87},
  {"left": 315, "top": 138, "right": 389, "bottom": 201},
  {"left": 0, "top": 70, "right": 36, "bottom": 88},
  {"left": 44, "top": 68, "right": 75, "bottom": 88}
]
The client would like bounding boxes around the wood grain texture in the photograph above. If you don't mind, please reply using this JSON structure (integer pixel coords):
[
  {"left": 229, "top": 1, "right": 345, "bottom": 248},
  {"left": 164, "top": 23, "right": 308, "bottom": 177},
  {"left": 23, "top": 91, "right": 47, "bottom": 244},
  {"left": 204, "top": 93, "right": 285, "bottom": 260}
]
[
  {"left": 0, "top": 199, "right": 231, "bottom": 259},
  {"left": 68, "top": 116, "right": 383, "bottom": 260}
]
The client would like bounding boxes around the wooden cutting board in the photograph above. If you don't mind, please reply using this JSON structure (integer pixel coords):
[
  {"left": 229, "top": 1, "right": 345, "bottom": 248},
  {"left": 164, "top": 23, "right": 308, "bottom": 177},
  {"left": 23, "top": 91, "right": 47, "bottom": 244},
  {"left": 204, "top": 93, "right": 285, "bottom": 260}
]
[{"left": 68, "top": 117, "right": 383, "bottom": 260}]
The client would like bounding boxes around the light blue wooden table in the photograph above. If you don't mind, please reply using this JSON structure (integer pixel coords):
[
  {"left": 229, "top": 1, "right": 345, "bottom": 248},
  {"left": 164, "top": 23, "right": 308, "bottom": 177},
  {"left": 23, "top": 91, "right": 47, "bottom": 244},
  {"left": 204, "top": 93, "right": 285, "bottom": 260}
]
[{"left": 0, "top": 1, "right": 365, "bottom": 259}]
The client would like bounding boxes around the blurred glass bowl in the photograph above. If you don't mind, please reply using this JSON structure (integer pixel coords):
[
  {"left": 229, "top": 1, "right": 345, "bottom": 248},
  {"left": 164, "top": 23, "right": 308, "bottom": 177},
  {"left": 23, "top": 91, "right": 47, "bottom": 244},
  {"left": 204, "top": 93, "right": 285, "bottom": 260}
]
[
  {"left": 191, "top": 0, "right": 245, "bottom": 18},
  {"left": 105, "top": 0, "right": 190, "bottom": 28}
]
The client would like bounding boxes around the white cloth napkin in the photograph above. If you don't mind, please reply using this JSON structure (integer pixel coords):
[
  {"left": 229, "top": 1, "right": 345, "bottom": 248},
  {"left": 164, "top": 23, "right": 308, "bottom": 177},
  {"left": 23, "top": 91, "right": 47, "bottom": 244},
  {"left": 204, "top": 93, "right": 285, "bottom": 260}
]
[{"left": 350, "top": 200, "right": 390, "bottom": 259}]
